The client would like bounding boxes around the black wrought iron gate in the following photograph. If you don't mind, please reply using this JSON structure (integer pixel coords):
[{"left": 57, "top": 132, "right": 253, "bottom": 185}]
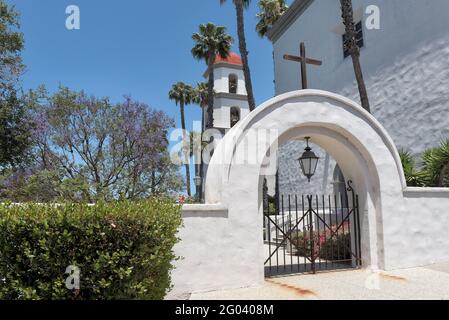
[{"left": 263, "top": 181, "right": 362, "bottom": 278}]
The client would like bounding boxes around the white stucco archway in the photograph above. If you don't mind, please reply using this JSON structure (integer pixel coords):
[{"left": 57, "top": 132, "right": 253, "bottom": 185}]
[
  {"left": 205, "top": 89, "right": 405, "bottom": 271},
  {"left": 171, "top": 90, "right": 449, "bottom": 297}
]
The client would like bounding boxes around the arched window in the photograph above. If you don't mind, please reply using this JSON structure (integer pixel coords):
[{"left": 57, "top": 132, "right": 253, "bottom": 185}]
[
  {"left": 332, "top": 164, "right": 348, "bottom": 208},
  {"left": 230, "top": 107, "right": 240, "bottom": 128},
  {"left": 228, "top": 74, "right": 238, "bottom": 94}
]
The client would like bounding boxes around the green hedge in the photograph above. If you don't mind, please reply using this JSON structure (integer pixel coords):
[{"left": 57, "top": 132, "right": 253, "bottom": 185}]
[{"left": 0, "top": 199, "right": 182, "bottom": 300}]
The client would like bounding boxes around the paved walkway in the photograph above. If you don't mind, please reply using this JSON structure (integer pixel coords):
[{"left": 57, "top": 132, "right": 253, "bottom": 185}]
[{"left": 190, "top": 262, "right": 449, "bottom": 300}]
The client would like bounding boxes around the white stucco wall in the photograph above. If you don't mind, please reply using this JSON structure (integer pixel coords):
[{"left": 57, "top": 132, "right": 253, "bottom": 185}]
[
  {"left": 212, "top": 97, "right": 250, "bottom": 129},
  {"left": 277, "top": 140, "right": 336, "bottom": 196},
  {"left": 169, "top": 91, "right": 449, "bottom": 298},
  {"left": 272, "top": 0, "right": 449, "bottom": 195}
]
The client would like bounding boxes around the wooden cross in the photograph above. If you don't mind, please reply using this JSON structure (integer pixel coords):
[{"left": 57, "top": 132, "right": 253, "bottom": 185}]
[{"left": 283, "top": 42, "right": 322, "bottom": 90}]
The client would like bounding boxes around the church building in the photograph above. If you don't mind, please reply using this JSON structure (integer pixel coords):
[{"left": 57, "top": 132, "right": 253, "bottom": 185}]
[{"left": 266, "top": 0, "right": 449, "bottom": 196}]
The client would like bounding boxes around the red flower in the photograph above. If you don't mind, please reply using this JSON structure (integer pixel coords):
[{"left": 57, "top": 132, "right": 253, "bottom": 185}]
[{"left": 178, "top": 195, "right": 186, "bottom": 204}]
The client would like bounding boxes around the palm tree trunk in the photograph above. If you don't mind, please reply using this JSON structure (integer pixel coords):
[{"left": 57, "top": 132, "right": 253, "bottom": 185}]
[
  {"left": 206, "top": 52, "right": 215, "bottom": 129},
  {"left": 180, "top": 101, "right": 191, "bottom": 197},
  {"left": 235, "top": 0, "right": 256, "bottom": 111},
  {"left": 199, "top": 105, "right": 205, "bottom": 202},
  {"left": 340, "top": 0, "right": 371, "bottom": 113},
  {"left": 351, "top": 53, "right": 370, "bottom": 112}
]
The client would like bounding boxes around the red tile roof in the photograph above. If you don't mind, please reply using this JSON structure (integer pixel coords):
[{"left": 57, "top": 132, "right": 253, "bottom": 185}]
[{"left": 214, "top": 52, "right": 243, "bottom": 65}]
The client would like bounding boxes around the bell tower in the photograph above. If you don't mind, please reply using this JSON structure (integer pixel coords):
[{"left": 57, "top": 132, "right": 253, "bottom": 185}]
[{"left": 203, "top": 52, "right": 250, "bottom": 133}]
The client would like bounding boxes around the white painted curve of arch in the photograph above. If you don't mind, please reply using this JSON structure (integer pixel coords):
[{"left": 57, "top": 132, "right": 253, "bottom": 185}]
[{"left": 205, "top": 89, "right": 406, "bottom": 204}]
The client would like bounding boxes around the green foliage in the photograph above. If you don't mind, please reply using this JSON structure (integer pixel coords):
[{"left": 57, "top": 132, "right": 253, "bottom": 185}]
[
  {"left": 256, "top": 0, "right": 289, "bottom": 37},
  {"left": 319, "top": 233, "right": 351, "bottom": 261},
  {"left": 0, "top": 91, "right": 34, "bottom": 168},
  {"left": 400, "top": 140, "right": 449, "bottom": 188},
  {"left": 290, "top": 226, "right": 351, "bottom": 261},
  {"left": 168, "top": 82, "right": 195, "bottom": 107},
  {"left": 290, "top": 231, "right": 320, "bottom": 258},
  {"left": 0, "top": 168, "right": 91, "bottom": 203},
  {"left": 421, "top": 140, "right": 449, "bottom": 187},
  {"left": 193, "top": 82, "right": 212, "bottom": 108},
  {"left": 0, "top": 0, "right": 25, "bottom": 93},
  {"left": 0, "top": 1, "right": 34, "bottom": 169},
  {"left": 0, "top": 198, "right": 182, "bottom": 300},
  {"left": 266, "top": 195, "right": 277, "bottom": 215},
  {"left": 399, "top": 150, "right": 426, "bottom": 187},
  {"left": 191, "top": 23, "right": 233, "bottom": 64}
]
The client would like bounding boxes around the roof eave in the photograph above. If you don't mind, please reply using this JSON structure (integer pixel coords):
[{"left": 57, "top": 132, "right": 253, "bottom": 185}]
[{"left": 267, "top": 0, "right": 314, "bottom": 43}]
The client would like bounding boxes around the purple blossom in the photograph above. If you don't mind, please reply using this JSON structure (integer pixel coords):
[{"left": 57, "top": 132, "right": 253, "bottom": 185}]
[{"left": 29, "top": 88, "right": 176, "bottom": 200}]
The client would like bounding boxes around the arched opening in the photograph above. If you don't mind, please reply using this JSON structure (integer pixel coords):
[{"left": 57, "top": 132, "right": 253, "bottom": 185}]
[
  {"left": 230, "top": 107, "right": 240, "bottom": 128},
  {"left": 332, "top": 164, "right": 348, "bottom": 208},
  {"left": 262, "top": 134, "right": 364, "bottom": 277},
  {"left": 228, "top": 74, "right": 238, "bottom": 94}
]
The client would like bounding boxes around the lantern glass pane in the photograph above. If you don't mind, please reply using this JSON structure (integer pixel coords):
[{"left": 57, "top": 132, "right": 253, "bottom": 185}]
[
  {"left": 302, "top": 158, "right": 311, "bottom": 175},
  {"left": 311, "top": 158, "right": 319, "bottom": 175}
]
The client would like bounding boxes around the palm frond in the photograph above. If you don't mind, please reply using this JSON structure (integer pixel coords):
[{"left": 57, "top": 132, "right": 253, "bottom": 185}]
[
  {"left": 256, "top": 0, "right": 289, "bottom": 37},
  {"left": 191, "top": 23, "right": 233, "bottom": 64},
  {"left": 422, "top": 140, "right": 449, "bottom": 187},
  {"left": 399, "top": 149, "right": 426, "bottom": 187},
  {"left": 193, "top": 82, "right": 214, "bottom": 107},
  {"left": 168, "top": 82, "right": 195, "bottom": 106}
]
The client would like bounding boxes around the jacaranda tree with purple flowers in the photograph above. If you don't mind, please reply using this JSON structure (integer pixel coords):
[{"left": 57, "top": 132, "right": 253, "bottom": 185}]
[{"left": 2, "top": 87, "right": 183, "bottom": 203}]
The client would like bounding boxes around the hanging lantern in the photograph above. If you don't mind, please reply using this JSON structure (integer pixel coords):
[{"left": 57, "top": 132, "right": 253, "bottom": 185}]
[
  {"left": 193, "top": 176, "right": 202, "bottom": 187},
  {"left": 298, "top": 137, "right": 320, "bottom": 182}
]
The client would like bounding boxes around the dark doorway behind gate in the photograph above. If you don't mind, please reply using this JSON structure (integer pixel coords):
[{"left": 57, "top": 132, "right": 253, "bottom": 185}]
[{"left": 263, "top": 181, "right": 362, "bottom": 278}]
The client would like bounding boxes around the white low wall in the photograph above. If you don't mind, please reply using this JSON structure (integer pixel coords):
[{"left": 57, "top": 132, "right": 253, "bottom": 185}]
[
  {"left": 383, "top": 188, "right": 449, "bottom": 269},
  {"left": 169, "top": 188, "right": 449, "bottom": 298},
  {"left": 169, "top": 203, "right": 264, "bottom": 299}
]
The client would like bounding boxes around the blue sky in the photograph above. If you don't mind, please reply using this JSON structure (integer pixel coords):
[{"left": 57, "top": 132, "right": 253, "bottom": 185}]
[
  {"left": 9, "top": 0, "right": 282, "bottom": 127},
  {"left": 9, "top": 0, "right": 289, "bottom": 194}
]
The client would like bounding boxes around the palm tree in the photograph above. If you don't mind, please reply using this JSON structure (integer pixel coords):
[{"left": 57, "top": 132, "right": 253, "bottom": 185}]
[
  {"left": 189, "top": 131, "right": 209, "bottom": 200},
  {"left": 256, "top": 0, "right": 289, "bottom": 38},
  {"left": 192, "top": 82, "right": 212, "bottom": 202},
  {"left": 192, "top": 23, "right": 233, "bottom": 129},
  {"left": 169, "top": 82, "right": 196, "bottom": 197},
  {"left": 340, "top": 0, "right": 371, "bottom": 113},
  {"left": 189, "top": 131, "right": 201, "bottom": 200},
  {"left": 194, "top": 82, "right": 210, "bottom": 133},
  {"left": 219, "top": 0, "right": 256, "bottom": 111}
]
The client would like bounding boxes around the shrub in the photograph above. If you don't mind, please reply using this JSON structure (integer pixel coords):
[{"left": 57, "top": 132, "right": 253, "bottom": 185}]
[
  {"left": 0, "top": 198, "right": 182, "bottom": 300},
  {"left": 319, "top": 233, "right": 351, "bottom": 261},
  {"left": 289, "top": 231, "right": 321, "bottom": 258},
  {"left": 290, "top": 226, "right": 351, "bottom": 262}
]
